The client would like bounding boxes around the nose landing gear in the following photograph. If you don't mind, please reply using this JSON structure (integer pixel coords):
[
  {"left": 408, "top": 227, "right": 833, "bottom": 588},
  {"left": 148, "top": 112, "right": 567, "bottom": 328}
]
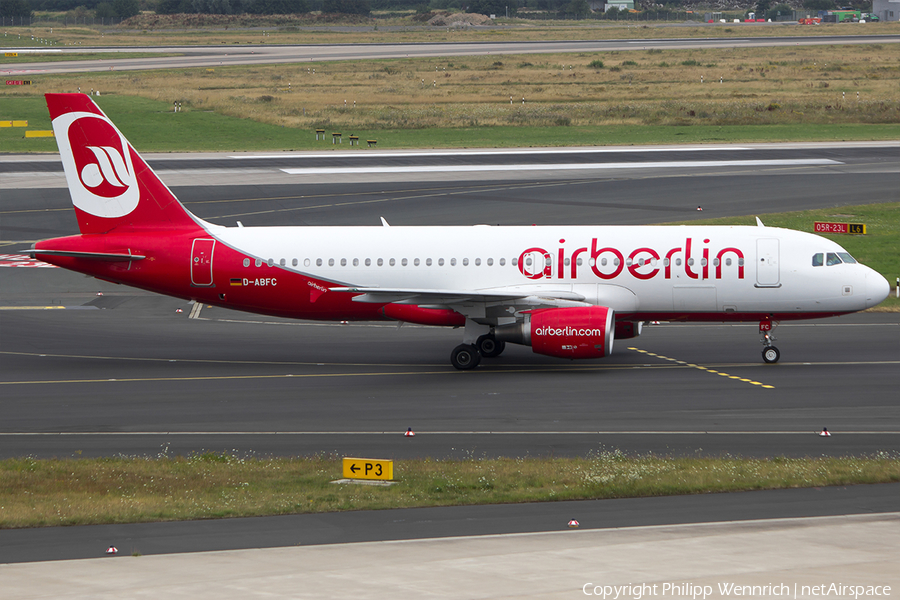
[{"left": 760, "top": 318, "right": 780, "bottom": 363}]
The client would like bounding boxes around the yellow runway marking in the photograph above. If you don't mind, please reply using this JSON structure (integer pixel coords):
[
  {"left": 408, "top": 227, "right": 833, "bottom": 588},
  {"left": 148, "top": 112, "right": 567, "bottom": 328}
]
[{"left": 628, "top": 347, "right": 775, "bottom": 389}]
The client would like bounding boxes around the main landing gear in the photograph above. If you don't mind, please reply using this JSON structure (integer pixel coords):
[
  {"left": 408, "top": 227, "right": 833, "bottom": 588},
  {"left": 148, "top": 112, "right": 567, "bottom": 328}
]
[
  {"left": 759, "top": 318, "right": 780, "bottom": 364},
  {"left": 450, "top": 333, "right": 506, "bottom": 370}
]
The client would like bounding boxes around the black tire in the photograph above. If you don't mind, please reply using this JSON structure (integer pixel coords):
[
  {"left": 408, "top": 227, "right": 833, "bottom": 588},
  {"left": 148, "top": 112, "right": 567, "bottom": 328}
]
[
  {"left": 762, "top": 346, "right": 780, "bottom": 364},
  {"left": 476, "top": 334, "right": 506, "bottom": 358},
  {"left": 451, "top": 344, "right": 481, "bottom": 370}
]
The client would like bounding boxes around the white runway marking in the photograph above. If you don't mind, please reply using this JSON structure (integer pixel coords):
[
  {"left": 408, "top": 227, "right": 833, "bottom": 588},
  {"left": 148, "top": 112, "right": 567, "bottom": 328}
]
[
  {"left": 3, "top": 430, "right": 900, "bottom": 436},
  {"left": 281, "top": 159, "right": 841, "bottom": 176},
  {"left": 235, "top": 147, "right": 751, "bottom": 159}
]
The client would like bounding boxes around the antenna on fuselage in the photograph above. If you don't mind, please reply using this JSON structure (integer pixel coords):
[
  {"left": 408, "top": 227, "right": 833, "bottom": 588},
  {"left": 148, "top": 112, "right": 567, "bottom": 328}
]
[
  {"left": 380, "top": 217, "right": 390, "bottom": 227},
  {"left": 755, "top": 217, "right": 765, "bottom": 227}
]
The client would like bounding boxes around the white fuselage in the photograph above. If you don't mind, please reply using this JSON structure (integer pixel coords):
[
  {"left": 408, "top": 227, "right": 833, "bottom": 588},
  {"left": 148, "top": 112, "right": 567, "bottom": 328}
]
[{"left": 210, "top": 223, "right": 887, "bottom": 318}]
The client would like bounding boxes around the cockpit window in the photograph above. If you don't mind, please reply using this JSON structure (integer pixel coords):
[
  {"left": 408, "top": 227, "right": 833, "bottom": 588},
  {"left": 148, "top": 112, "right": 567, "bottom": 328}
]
[
  {"left": 837, "top": 252, "right": 857, "bottom": 264},
  {"left": 826, "top": 252, "right": 842, "bottom": 266},
  {"left": 812, "top": 253, "right": 823, "bottom": 267}
]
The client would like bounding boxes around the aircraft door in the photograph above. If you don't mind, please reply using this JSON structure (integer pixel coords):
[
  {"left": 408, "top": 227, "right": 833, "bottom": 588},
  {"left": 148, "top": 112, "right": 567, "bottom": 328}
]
[
  {"left": 756, "top": 238, "right": 780, "bottom": 287},
  {"left": 191, "top": 238, "right": 215, "bottom": 287}
]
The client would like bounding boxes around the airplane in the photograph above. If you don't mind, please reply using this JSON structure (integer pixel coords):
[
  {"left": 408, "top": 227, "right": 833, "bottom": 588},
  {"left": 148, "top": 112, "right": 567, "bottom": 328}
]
[{"left": 31, "top": 93, "right": 891, "bottom": 369}]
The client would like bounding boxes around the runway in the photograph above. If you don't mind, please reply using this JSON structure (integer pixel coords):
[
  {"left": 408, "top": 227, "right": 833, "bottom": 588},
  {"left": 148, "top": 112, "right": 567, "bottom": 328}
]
[
  {"left": 2, "top": 143, "right": 898, "bottom": 460},
  {"left": 4, "top": 35, "right": 900, "bottom": 75},
  {"left": 1, "top": 144, "right": 899, "bottom": 575}
]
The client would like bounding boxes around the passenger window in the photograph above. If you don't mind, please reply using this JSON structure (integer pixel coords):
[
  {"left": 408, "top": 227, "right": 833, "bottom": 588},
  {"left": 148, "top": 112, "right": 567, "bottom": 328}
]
[
  {"left": 487, "top": 258, "right": 493, "bottom": 266},
  {"left": 837, "top": 252, "right": 857, "bottom": 264},
  {"left": 389, "top": 258, "right": 395, "bottom": 266},
  {"left": 414, "top": 258, "right": 420, "bottom": 266},
  {"left": 475, "top": 258, "right": 481, "bottom": 266},
  {"left": 401, "top": 258, "right": 408, "bottom": 266},
  {"left": 365, "top": 258, "right": 371, "bottom": 266},
  {"left": 501, "top": 258, "right": 507, "bottom": 266},
  {"left": 575, "top": 258, "right": 582, "bottom": 266},
  {"left": 439, "top": 258, "right": 445, "bottom": 266},
  {"left": 725, "top": 258, "right": 732, "bottom": 267},
  {"left": 292, "top": 258, "right": 298, "bottom": 267},
  {"left": 463, "top": 258, "right": 469, "bottom": 266},
  {"left": 426, "top": 258, "right": 432, "bottom": 266},
  {"left": 267, "top": 258, "right": 274, "bottom": 267},
  {"left": 340, "top": 258, "right": 347, "bottom": 266},
  {"left": 512, "top": 258, "right": 517, "bottom": 267},
  {"left": 377, "top": 258, "right": 383, "bottom": 266},
  {"left": 812, "top": 253, "right": 823, "bottom": 267},
  {"left": 826, "top": 252, "right": 842, "bottom": 266},
  {"left": 451, "top": 258, "right": 457, "bottom": 266},
  {"left": 353, "top": 258, "right": 359, "bottom": 266}
]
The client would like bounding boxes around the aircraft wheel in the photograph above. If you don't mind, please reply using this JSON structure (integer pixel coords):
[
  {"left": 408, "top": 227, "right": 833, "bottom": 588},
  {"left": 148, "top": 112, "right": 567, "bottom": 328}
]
[
  {"left": 476, "top": 334, "right": 506, "bottom": 358},
  {"left": 762, "top": 346, "right": 780, "bottom": 364},
  {"left": 451, "top": 344, "right": 481, "bottom": 370}
]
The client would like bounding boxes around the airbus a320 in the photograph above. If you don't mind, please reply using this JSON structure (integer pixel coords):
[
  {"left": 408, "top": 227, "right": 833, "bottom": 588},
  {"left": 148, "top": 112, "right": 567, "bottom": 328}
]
[{"left": 32, "top": 94, "right": 891, "bottom": 369}]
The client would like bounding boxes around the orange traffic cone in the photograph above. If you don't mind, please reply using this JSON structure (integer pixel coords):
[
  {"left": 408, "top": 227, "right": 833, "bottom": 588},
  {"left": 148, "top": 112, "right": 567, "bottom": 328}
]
[
  {"left": 819, "top": 428, "right": 831, "bottom": 437},
  {"left": 404, "top": 428, "right": 415, "bottom": 437}
]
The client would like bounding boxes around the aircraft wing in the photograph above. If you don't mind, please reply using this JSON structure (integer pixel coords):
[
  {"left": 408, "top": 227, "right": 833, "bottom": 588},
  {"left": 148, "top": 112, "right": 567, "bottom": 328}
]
[{"left": 328, "top": 286, "right": 587, "bottom": 305}]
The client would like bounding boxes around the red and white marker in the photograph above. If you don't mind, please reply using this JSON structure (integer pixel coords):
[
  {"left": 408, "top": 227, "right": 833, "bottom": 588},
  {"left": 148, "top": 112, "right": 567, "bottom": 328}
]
[
  {"left": 568, "top": 519, "right": 579, "bottom": 528},
  {"left": 404, "top": 428, "right": 415, "bottom": 437},
  {"left": 106, "top": 546, "right": 118, "bottom": 555},
  {"left": 819, "top": 428, "right": 831, "bottom": 437},
  {"left": 696, "top": 206, "right": 703, "bottom": 211}
]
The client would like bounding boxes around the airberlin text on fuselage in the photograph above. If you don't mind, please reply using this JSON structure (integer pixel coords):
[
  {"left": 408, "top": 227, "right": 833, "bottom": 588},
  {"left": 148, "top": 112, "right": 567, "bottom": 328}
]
[{"left": 519, "top": 237, "right": 746, "bottom": 281}]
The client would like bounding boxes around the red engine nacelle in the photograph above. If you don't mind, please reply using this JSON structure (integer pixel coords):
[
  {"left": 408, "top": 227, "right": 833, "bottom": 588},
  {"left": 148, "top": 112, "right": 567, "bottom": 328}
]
[{"left": 495, "top": 306, "right": 615, "bottom": 360}]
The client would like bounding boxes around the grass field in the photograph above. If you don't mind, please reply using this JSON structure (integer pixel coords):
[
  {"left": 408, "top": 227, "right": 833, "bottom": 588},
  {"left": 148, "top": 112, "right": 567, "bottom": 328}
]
[
  {"left": 2, "top": 451, "right": 898, "bottom": 528},
  {"left": 3, "top": 17, "right": 900, "bottom": 47},
  {"left": 3, "top": 40, "right": 900, "bottom": 152}
]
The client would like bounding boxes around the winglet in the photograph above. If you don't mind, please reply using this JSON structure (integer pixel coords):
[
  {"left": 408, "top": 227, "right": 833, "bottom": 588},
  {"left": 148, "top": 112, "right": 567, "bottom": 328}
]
[
  {"left": 756, "top": 217, "right": 765, "bottom": 227},
  {"left": 380, "top": 217, "right": 390, "bottom": 227}
]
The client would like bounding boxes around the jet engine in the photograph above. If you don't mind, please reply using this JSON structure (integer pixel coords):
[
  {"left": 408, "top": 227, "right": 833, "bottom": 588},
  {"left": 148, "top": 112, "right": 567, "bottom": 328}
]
[
  {"left": 614, "top": 320, "right": 643, "bottom": 340},
  {"left": 494, "top": 306, "right": 614, "bottom": 359}
]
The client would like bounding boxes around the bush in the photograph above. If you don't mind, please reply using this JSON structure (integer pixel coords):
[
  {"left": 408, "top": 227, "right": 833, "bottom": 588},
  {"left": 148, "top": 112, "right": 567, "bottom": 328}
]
[{"left": 588, "top": 59, "right": 604, "bottom": 69}]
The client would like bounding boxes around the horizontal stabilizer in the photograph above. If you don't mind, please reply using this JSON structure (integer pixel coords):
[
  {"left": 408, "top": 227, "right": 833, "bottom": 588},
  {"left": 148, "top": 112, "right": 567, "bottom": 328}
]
[{"left": 30, "top": 249, "right": 146, "bottom": 262}]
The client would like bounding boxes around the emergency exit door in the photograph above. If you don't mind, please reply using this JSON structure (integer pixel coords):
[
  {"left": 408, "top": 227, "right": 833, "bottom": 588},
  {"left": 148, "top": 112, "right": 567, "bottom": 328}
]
[
  {"left": 191, "top": 238, "right": 215, "bottom": 287},
  {"left": 756, "top": 238, "right": 780, "bottom": 287}
]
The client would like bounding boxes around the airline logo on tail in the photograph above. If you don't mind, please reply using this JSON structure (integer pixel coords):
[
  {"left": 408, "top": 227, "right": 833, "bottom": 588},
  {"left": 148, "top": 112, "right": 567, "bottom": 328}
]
[{"left": 53, "top": 111, "right": 139, "bottom": 219}]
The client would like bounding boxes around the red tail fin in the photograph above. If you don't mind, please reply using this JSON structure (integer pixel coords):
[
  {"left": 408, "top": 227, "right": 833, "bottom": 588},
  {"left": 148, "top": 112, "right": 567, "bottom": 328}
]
[{"left": 47, "top": 93, "right": 200, "bottom": 235}]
